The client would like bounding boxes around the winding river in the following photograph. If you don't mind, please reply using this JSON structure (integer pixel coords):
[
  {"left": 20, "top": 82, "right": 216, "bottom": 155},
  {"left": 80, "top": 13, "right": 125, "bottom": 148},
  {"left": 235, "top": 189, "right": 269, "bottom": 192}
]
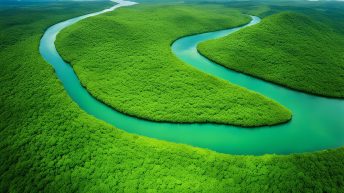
[{"left": 39, "top": 0, "right": 344, "bottom": 155}]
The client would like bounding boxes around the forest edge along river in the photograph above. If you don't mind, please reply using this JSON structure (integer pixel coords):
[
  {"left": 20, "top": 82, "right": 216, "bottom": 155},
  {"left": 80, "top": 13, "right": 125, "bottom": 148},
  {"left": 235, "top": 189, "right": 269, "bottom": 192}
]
[{"left": 39, "top": 0, "right": 344, "bottom": 155}]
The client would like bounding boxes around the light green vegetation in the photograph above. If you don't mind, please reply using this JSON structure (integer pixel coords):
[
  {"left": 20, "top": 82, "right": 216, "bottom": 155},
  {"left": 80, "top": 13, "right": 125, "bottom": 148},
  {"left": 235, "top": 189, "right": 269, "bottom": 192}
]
[
  {"left": 198, "top": 11, "right": 344, "bottom": 98},
  {"left": 56, "top": 5, "right": 291, "bottom": 126},
  {"left": 1, "top": 2, "right": 344, "bottom": 193}
]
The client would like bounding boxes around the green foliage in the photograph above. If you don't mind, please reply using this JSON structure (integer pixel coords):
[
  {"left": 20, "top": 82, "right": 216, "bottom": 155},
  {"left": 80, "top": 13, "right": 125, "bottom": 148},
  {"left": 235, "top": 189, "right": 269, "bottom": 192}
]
[
  {"left": 0, "top": 1, "right": 112, "bottom": 50},
  {"left": 198, "top": 11, "right": 344, "bottom": 98},
  {"left": 1, "top": 2, "right": 343, "bottom": 193},
  {"left": 56, "top": 5, "right": 291, "bottom": 126}
]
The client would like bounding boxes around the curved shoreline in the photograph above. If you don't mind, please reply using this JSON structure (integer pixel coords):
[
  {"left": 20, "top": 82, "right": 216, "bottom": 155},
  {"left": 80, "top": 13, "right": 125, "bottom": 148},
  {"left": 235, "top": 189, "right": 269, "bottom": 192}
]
[
  {"left": 196, "top": 46, "right": 344, "bottom": 100},
  {"left": 39, "top": 2, "right": 344, "bottom": 155}
]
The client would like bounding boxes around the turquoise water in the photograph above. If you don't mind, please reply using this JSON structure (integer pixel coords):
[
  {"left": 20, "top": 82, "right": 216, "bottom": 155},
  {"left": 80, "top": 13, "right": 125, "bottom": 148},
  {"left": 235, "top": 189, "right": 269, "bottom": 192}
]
[{"left": 39, "top": 2, "right": 344, "bottom": 155}]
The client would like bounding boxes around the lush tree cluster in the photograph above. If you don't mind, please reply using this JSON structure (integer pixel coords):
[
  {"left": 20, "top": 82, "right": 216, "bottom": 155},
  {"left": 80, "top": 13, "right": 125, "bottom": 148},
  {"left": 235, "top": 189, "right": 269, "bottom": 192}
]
[
  {"left": 56, "top": 4, "right": 291, "bottom": 126},
  {"left": 198, "top": 11, "right": 344, "bottom": 98},
  {"left": 1, "top": 2, "right": 343, "bottom": 193}
]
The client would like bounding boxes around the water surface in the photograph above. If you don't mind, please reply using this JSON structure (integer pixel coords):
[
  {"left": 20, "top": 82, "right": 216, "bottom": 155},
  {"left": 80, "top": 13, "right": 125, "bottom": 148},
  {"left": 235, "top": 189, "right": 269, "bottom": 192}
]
[{"left": 40, "top": 2, "right": 344, "bottom": 155}]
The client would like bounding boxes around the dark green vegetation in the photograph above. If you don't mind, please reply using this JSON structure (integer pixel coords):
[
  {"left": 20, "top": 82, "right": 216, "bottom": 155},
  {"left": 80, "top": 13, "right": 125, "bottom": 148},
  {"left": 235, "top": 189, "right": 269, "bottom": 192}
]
[
  {"left": 0, "top": 1, "right": 112, "bottom": 50},
  {"left": 198, "top": 10, "right": 344, "bottom": 98},
  {"left": 56, "top": 5, "right": 291, "bottom": 126},
  {"left": 1, "top": 1, "right": 344, "bottom": 193}
]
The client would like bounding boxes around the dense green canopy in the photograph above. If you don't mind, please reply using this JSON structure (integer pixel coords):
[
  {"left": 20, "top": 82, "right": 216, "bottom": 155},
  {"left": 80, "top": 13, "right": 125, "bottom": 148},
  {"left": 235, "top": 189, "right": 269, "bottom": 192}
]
[
  {"left": 56, "top": 5, "right": 291, "bottom": 126},
  {"left": 1, "top": 1, "right": 343, "bottom": 192},
  {"left": 198, "top": 11, "right": 344, "bottom": 98}
]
